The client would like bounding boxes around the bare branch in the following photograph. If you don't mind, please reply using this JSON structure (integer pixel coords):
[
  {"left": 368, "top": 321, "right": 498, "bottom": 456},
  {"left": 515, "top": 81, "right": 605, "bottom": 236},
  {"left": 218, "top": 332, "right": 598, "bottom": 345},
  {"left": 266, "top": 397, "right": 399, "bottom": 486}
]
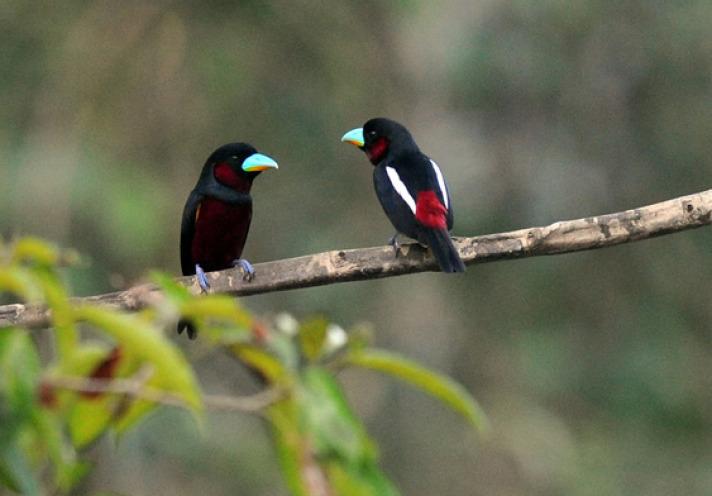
[{"left": 2, "top": 189, "right": 711, "bottom": 329}]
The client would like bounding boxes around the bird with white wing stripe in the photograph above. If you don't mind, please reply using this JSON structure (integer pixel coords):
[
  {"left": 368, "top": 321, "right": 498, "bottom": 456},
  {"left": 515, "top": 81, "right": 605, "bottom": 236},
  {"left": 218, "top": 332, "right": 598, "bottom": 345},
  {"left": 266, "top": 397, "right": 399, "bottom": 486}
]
[{"left": 341, "top": 117, "right": 465, "bottom": 273}]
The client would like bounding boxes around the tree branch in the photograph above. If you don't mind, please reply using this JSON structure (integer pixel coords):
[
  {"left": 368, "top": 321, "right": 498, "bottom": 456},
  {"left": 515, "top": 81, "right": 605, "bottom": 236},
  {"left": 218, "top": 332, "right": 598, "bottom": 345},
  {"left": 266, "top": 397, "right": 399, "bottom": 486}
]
[{"left": 2, "top": 189, "right": 711, "bottom": 329}]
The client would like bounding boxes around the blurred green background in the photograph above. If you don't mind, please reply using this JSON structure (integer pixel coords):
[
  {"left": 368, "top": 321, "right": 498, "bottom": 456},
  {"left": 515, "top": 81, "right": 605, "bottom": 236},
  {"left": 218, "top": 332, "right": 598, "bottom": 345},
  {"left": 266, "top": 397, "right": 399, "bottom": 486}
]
[{"left": 2, "top": 1, "right": 712, "bottom": 494}]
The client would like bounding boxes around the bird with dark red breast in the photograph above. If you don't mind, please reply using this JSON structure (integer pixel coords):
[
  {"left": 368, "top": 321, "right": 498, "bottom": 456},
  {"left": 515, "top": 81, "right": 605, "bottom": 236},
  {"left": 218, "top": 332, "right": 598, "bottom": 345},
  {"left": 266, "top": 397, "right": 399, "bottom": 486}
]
[
  {"left": 341, "top": 118, "right": 465, "bottom": 273},
  {"left": 178, "top": 143, "right": 278, "bottom": 338}
]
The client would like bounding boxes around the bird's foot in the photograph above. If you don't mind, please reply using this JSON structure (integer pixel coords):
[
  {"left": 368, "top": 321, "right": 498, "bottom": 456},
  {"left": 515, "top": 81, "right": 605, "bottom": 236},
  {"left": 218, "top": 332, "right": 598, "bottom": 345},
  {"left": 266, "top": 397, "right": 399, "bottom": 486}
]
[
  {"left": 232, "top": 258, "right": 255, "bottom": 282},
  {"left": 195, "top": 264, "right": 210, "bottom": 293},
  {"left": 388, "top": 233, "right": 402, "bottom": 257}
]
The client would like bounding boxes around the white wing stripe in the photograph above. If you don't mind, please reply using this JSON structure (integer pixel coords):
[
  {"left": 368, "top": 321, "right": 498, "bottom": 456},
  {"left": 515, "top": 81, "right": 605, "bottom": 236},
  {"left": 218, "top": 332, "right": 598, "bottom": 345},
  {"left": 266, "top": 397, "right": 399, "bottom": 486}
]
[
  {"left": 430, "top": 160, "right": 449, "bottom": 209},
  {"left": 385, "top": 166, "right": 416, "bottom": 213}
]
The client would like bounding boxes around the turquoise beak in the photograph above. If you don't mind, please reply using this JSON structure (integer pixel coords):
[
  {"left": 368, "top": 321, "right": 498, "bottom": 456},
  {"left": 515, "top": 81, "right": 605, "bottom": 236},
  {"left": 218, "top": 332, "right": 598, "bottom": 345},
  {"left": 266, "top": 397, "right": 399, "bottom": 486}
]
[
  {"left": 341, "top": 128, "right": 365, "bottom": 148},
  {"left": 241, "top": 152, "right": 279, "bottom": 172}
]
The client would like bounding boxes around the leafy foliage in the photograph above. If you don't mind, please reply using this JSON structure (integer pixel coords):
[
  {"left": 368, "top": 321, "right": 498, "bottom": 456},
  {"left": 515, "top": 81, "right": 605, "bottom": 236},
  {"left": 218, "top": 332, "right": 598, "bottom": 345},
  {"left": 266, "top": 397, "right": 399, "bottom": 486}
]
[
  {"left": 0, "top": 238, "right": 484, "bottom": 495},
  {"left": 347, "top": 349, "right": 489, "bottom": 433}
]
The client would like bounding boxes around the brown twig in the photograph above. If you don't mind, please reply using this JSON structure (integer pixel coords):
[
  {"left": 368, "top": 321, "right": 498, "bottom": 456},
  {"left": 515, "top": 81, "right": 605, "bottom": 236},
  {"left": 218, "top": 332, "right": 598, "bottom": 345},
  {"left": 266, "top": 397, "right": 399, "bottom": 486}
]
[{"left": 2, "top": 188, "right": 711, "bottom": 329}]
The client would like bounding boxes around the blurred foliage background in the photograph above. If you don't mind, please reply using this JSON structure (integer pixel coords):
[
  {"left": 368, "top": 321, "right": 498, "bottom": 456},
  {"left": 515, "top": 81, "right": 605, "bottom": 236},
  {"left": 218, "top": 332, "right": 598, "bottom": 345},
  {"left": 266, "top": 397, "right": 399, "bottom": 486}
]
[{"left": 1, "top": 0, "right": 712, "bottom": 495}]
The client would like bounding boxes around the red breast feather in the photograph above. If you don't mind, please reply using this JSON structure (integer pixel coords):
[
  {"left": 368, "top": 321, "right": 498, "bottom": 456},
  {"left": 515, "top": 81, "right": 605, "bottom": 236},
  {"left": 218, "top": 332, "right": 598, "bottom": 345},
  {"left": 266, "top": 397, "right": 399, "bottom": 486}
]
[{"left": 191, "top": 198, "right": 252, "bottom": 271}]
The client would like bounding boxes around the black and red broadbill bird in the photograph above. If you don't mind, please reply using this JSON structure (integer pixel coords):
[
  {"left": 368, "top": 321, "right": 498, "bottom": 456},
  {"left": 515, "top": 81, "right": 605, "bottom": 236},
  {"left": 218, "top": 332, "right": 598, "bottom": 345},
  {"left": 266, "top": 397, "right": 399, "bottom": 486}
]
[
  {"left": 178, "top": 143, "right": 278, "bottom": 338},
  {"left": 341, "top": 118, "right": 465, "bottom": 273}
]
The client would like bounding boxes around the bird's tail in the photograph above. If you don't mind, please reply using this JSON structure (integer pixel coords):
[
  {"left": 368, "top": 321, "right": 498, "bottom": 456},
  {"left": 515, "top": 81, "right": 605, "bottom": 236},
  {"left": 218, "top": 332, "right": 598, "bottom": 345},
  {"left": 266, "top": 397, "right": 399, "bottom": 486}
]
[
  {"left": 177, "top": 319, "right": 198, "bottom": 340},
  {"left": 425, "top": 229, "right": 466, "bottom": 273}
]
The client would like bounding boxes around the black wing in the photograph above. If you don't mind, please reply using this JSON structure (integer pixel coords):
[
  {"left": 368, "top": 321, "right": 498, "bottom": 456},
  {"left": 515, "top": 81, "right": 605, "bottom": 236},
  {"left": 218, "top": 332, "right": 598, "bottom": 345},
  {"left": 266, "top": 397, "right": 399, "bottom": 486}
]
[
  {"left": 425, "top": 157, "right": 454, "bottom": 231},
  {"left": 373, "top": 164, "right": 420, "bottom": 240},
  {"left": 180, "top": 190, "right": 202, "bottom": 276}
]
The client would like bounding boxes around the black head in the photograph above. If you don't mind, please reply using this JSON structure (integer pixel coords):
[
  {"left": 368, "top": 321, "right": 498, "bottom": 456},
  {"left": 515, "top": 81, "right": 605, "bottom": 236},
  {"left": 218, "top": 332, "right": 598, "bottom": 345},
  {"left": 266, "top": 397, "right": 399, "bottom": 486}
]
[
  {"left": 207, "top": 142, "right": 258, "bottom": 167},
  {"left": 349, "top": 118, "right": 419, "bottom": 165},
  {"left": 202, "top": 142, "right": 278, "bottom": 191}
]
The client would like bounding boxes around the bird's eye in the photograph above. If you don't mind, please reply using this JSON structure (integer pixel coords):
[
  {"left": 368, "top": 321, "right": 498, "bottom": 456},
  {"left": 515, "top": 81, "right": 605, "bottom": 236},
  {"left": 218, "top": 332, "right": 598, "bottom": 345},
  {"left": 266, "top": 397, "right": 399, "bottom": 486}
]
[
  {"left": 367, "top": 130, "right": 377, "bottom": 138},
  {"left": 231, "top": 155, "right": 238, "bottom": 160}
]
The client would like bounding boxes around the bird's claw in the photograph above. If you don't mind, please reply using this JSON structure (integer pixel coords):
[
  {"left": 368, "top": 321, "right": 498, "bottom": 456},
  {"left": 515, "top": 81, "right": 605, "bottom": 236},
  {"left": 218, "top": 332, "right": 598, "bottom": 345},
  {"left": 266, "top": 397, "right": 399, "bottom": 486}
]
[
  {"left": 195, "top": 264, "right": 210, "bottom": 293},
  {"left": 388, "top": 233, "right": 401, "bottom": 257},
  {"left": 233, "top": 259, "right": 255, "bottom": 282}
]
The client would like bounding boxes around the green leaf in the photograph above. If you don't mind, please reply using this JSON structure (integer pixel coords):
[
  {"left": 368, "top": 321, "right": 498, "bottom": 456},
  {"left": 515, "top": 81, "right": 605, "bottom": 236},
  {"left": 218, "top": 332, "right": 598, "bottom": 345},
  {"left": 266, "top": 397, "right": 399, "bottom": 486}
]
[
  {"left": 0, "top": 267, "right": 42, "bottom": 302},
  {"left": 10, "top": 237, "right": 59, "bottom": 267},
  {"left": 231, "top": 344, "right": 287, "bottom": 383},
  {"left": 112, "top": 399, "right": 155, "bottom": 434},
  {"left": 64, "top": 361, "right": 126, "bottom": 449},
  {"left": 347, "top": 349, "right": 488, "bottom": 433},
  {"left": 48, "top": 343, "right": 121, "bottom": 446},
  {"left": 0, "top": 445, "right": 39, "bottom": 496},
  {"left": 327, "top": 461, "right": 399, "bottom": 496},
  {"left": 32, "top": 411, "right": 88, "bottom": 492},
  {"left": 298, "top": 316, "right": 329, "bottom": 362},
  {"left": 268, "top": 400, "right": 310, "bottom": 496},
  {"left": 299, "top": 367, "right": 374, "bottom": 463},
  {"left": 74, "top": 307, "right": 202, "bottom": 423},
  {"left": 150, "top": 271, "right": 191, "bottom": 303},
  {"left": 198, "top": 324, "right": 251, "bottom": 345},
  {"left": 33, "top": 269, "right": 78, "bottom": 360},
  {"left": 181, "top": 295, "right": 252, "bottom": 329},
  {"left": 0, "top": 458, "right": 22, "bottom": 493},
  {"left": 0, "top": 330, "right": 41, "bottom": 446},
  {"left": 68, "top": 397, "right": 118, "bottom": 448},
  {"left": 57, "top": 343, "right": 114, "bottom": 377},
  {"left": 0, "top": 331, "right": 43, "bottom": 495},
  {"left": 272, "top": 368, "right": 398, "bottom": 495}
]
